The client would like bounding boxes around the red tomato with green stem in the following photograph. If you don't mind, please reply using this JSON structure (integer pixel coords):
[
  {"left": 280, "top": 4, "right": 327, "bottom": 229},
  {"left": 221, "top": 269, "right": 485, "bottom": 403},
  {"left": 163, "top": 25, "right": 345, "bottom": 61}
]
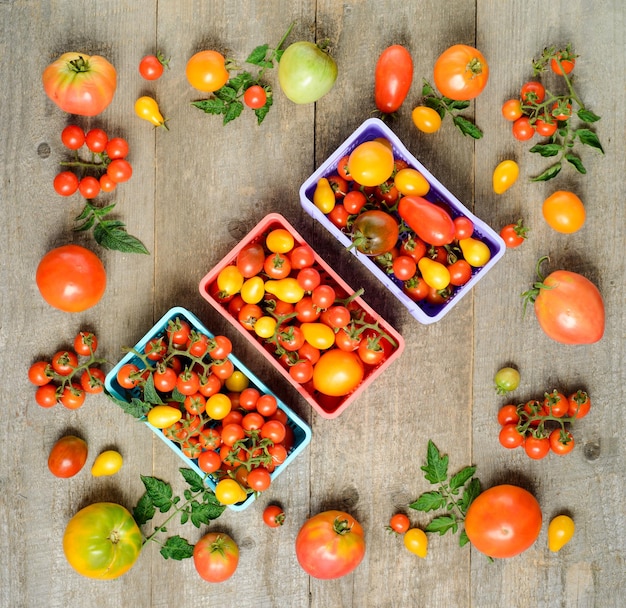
[
  {"left": 550, "top": 429, "right": 575, "bottom": 455},
  {"left": 500, "top": 219, "right": 529, "bottom": 248},
  {"left": 139, "top": 52, "right": 169, "bottom": 80},
  {"left": 524, "top": 435, "right": 550, "bottom": 460},
  {"left": 36, "top": 384, "right": 59, "bottom": 408},
  {"left": 263, "top": 505, "right": 285, "bottom": 528},
  {"left": 295, "top": 510, "right": 366, "bottom": 579},
  {"left": 374, "top": 45, "right": 413, "bottom": 113},
  {"left": 512, "top": 116, "right": 535, "bottom": 141},
  {"left": 28, "top": 361, "right": 53, "bottom": 386},
  {"left": 520, "top": 81, "right": 545, "bottom": 104},
  {"left": 568, "top": 390, "right": 591, "bottom": 419},
  {"left": 80, "top": 368, "right": 105, "bottom": 394},
  {"left": 193, "top": 532, "right": 239, "bottom": 582},
  {"left": 388, "top": 513, "right": 410, "bottom": 535}
]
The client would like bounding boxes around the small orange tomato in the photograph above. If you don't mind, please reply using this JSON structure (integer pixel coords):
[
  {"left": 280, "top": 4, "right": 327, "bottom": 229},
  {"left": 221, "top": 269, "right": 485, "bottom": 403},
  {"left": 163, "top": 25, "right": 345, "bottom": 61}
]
[
  {"left": 186, "top": 50, "right": 229, "bottom": 92},
  {"left": 542, "top": 190, "right": 585, "bottom": 233}
]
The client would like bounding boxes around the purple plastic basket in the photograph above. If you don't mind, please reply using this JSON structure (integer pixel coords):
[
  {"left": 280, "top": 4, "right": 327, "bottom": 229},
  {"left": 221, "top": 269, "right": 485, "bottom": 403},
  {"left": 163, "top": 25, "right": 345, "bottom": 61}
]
[{"left": 299, "top": 118, "right": 505, "bottom": 324}]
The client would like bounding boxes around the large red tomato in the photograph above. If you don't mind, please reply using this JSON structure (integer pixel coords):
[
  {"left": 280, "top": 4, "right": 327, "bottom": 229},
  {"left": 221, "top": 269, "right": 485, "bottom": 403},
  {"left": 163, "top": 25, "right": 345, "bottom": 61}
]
[
  {"left": 433, "top": 44, "right": 489, "bottom": 100},
  {"left": 36, "top": 244, "right": 107, "bottom": 312},
  {"left": 525, "top": 259, "right": 605, "bottom": 345},
  {"left": 295, "top": 510, "right": 366, "bottom": 579},
  {"left": 193, "top": 532, "right": 239, "bottom": 582},
  {"left": 465, "top": 485, "right": 542, "bottom": 558},
  {"left": 42, "top": 52, "right": 117, "bottom": 116},
  {"left": 63, "top": 502, "right": 142, "bottom": 579}
]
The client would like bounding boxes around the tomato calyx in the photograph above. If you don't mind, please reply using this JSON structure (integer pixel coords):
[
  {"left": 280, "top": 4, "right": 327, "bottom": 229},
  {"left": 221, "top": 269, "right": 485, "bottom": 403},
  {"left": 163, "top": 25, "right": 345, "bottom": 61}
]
[
  {"left": 332, "top": 516, "right": 356, "bottom": 535},
  {"left": 521, "top": 255, "right": 555, "bottom": 313}
]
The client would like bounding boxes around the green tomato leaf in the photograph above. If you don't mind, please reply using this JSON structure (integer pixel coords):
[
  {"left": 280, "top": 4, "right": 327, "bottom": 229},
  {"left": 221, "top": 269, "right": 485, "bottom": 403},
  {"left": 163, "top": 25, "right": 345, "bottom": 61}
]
[
  {"left": 565, "top": 153, "right": 587, "bottom": 174},
  {"left": 421, "top": 79, "right": 436, "bottom": 97},
  {"left": 421, "top": 440, "right": 448, "bottom": 484},
  {"left": 459, "top": 529, "right": 470, "bottom": 547},
  {"left": 74, "top": 214, "right": 96, "bottom": 232},
  {"left": 191, "top": 99, "right": 226, "bottom": 115},
  {"left": 452, "top": 115, "right": 483, "bottom": 139},
  {"left": 106, "top": 394, "right": 151, "bottom": 419},
  {"left": 246, "top": 44, "right": 270, "bottom": 66},
  {"left": 576, "top": 128, "right": 604, "bottom": 153},
  {"left": 528, "top": 143, "right": 561, "bottom": 157},
  {"left": 133, "top": 491, "right": 156, "bottom": 526},
  {"left": 160, "top": 535, "right": 195, "bottom": 561},
  {"left": 425, "top": 515, "right": 458, "bottom": 535},
  {"left": 229, "top": 72, "right": 254, "bottom": 93},
  {"left": 94, "top": 221, "right": 149, "bottom": 254},
  {"left": 180, "top": 510, "right": 189, "bottom": 525},
  {"left": 410, "top": 490, "right": 446, "bottom": 512},
  {"left": 445, "top": 99, "right": 471, "bottom": 111},
  {"left": 577, "top": 108, "right": 600, "bottom": 123},
  {"left": 531, "top": 162, "right": 562, "bottom": 182},
  {"left": 255, "top": 92, "right": 273, "bottom": 125},
  {"left": 458, "top": 478, "right": 481, "bottom": 513},
  {"left": 223, "top": 100, "right": 244, "bottom": 125},
  {"left": 180, "top": 467, "right": 205, "bottom": 493},
  {"left": 74, "top": 204, "right": 93, "bottom": 222},
  {"left": 190, "top": 498, "right": 226, "bottom": 527},
  {"left": 142, "top": 373, "right": 165, "bottom": 405},
  {"left": 141, "top": 475, "right": 174, "bottom": 513},
  {"left": 449, "top": 466, "right": 477, "bottom": 491}
]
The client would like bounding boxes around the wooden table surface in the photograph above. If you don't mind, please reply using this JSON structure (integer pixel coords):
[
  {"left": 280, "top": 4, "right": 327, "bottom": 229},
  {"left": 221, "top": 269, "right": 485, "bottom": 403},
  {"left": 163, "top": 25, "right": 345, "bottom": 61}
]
[{"left": 2, "top": 2, "right": 624, "bottom": 607}]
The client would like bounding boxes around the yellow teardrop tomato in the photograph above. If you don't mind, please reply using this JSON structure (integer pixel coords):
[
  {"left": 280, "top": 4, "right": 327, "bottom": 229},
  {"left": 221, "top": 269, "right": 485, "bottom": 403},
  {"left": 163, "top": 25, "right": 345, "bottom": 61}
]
[
  {"left": 147, "top": 405, "right": 182, "bottom": 429},
  {"left": 240, "top": 275, "right": 265, "bottom": 304},
  {"left": 347, "top": 140, "right": 394, "bottom": 186},
  {"left": 215, "top": 479, "right": 248, "bottom": 505},
  {"left": 266, "top": 228, "right": 295, "bottom": 254},
  {"left": 411, "top": 106, "right": 442, "bottom": 133},
  {"left": 404, "top": 528, "right": 428, "bottom": 558},
  {"left": 91, "top": 450, "right": 123, "bottom": 477},
  {"left": 224, "top": 370, "right": 249, "bottom": 392},
  {"left": 264, "top": 278, "right": 305, "bottom": 303},
  {"left": 134, "top": 96, "right": 167, "bottom": 129},
  {"left": 459, "top": 237, "right": 491, "bottom": 267},
  {"left": 254, "top": 315, "right": 277, "bottom": 339},
  {"left": 542, "top": 190, "right": 586, "bottom": 234},
  {"left": 313, "top": 177, "right": 336, "bottom": 214},
  {"left": 206, "top": 393, "right": 232, "bottom": 420},
  {"left": 217, "top": 265, "right": 244, "bottom": 296},
  {"left": 300, "top": 322, "right": 336, "bottom": 350},
  {"left": 418, "top": 257, "right": 450, "bottom": 289},
  {"left": 394, "top": 168, "right": 430, "bottom": 197},
  {"left": 548, "top": 515, "right": 575, "bottom": 552},
  {"left": 492, "top": 160, "right": 519, "bottom": 194}
]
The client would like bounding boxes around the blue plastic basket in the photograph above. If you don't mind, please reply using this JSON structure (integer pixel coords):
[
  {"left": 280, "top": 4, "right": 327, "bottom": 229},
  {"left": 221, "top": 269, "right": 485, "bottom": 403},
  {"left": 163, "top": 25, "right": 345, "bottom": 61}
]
[
  {"left": 105, "top": 306, "right": 312, "bottom": 511},
  {"left": 299, "top": 118, "right": 506, "bottom": 324}
]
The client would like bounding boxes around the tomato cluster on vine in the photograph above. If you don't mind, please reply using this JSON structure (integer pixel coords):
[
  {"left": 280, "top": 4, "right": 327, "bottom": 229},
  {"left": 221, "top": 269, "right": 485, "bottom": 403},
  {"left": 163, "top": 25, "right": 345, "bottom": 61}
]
[
  {"left": 53, "top": 124, "right": 132, "bottom": 199},
  {"left": 497, "top": 389, "right": 591, "bottom": 460},
  {"left": 313, "top": 139, "right": 494, "bottom": 306},
  {"left": 29, "top": 331, "right": 105, "bottom": 409}
]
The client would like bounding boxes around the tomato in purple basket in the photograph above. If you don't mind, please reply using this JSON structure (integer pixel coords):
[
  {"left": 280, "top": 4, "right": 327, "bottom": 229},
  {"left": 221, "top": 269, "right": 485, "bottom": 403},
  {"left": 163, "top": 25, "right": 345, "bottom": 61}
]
[
  {"left": 350, "top": 210, "right": 399, "bottom": 256},
  {"left": 398, "top": 196, "right": 455, "bottom": 246}
]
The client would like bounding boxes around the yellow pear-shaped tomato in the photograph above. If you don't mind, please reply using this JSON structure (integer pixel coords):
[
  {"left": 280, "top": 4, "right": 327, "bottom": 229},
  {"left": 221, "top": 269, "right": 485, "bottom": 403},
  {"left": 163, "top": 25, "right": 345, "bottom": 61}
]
[
  {"left": 459, "top": 237, "right": 491, "bottom": 267},
  {"left": 91, "top": 450, "right": 123, "bottom": 477},
  {"left": 313, "top": 177, "right": 336, "bottom": 214},
  {"left": 240, "top": 276, "right": 266, "bottom": 304},
  {"left": 215, "top": 479, "right": 248, "bottom": 505},
  {"left": 418, "top": 257, "right": 450, "bottom": 290},
  {"left": 134, "top": 96, "right": 167, "bottom": 128},
  {"left": 492, "top": 160, "right": 519, "bottom": 194},
  {"left": 548, "top": 515, "right": 575, "bottom": 552},
  {"left": 264, "top": 278, "right": 305, "bottom": 303},
  {"left": 147, "top": 405, "right": 182, "bottom": 429},
  {"left": 301, "top": 322, "right": 336, "bottom": 350}
]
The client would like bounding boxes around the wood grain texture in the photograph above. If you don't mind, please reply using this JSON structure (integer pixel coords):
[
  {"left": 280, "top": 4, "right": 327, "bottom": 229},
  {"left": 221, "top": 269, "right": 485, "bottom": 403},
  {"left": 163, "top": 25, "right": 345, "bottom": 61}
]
[{"left": 1, "top": 1, "right": 624, "bottom": 607}]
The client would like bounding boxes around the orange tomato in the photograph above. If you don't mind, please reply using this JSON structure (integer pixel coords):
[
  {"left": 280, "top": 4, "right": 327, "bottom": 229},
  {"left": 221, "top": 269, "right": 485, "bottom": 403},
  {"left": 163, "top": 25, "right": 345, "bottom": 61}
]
[
  {"left": 542, "top": 190, "right": 586, "bottom": 233},
  {"left": 433, "top": 44, "right": 489, "bottom": 100}
]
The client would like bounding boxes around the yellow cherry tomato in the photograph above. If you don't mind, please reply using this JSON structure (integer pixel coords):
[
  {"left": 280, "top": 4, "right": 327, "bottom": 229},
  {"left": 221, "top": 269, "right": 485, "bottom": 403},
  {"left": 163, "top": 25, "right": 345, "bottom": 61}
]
[
  {"left": 134, "top": 96, "right": 167, "bottom": 129},
  {"left": 224, "top": 370, "right": 249, "bottom": 393},
  {"left": 300, "top": 322, "right": 336, "bottom": 350},
  {"left": 264, "top": 278, "right": 305, "bottom": 303},
  {"left": 91, "top": 450, "right": 123, "bottom": 477},
  {"left": 206, "top": 393, "right": 232, "bottom": 420},
  {"left": 147, "top": 405, "right": 182, "bottom": 429},
  {"left": 418, "top": 257, "right": 450, "bottom": 290},
  {"left": 240, "top": 275, "right": 265, "bottom": 304},
  {"left": 459, "top": 237, "right": 492, "bottom": 267},
  {"left": 411, "top": 106, "right": 442, "bottom": 133},
  {"left": 542, "top": 190, "right": 586, "bottom": 234},
  {"left": 215, "top": 479, "right": 248, "bottom": 505},
  {"left": 548, "top": 515, "right": 575, "bottom": 552},
  {"left": 394, "top": 168, "right": 430, "bottom": 197},
  {"left": 185, "top": 50, "right": 229, "bottom": 93},
  {"left": 254, "top": 315, "right": 277, "bottom": 339},
  {"left": 217, "top": 265, "right": 244, "bottom": 296},
  {"left": 347, "top": 140, "right": 395, "bottom": 187},
  {"left": 313, "top": 177, "right": 336, "bottom": 214},
  {"left": 266, "top": 228, "right": 295, "bottom": 254},
  {"left": 404, "top": 528, "right": 428, "bottom": 558},
  {"left": 492, "top": 160, "right": 519, "bottom": 194}
]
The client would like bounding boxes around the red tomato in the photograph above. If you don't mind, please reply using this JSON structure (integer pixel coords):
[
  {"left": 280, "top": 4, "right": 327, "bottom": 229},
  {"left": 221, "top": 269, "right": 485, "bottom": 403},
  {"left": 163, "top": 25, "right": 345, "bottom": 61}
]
[
  {"left": 524, "top": 435, "right": 550, "bottom": 460},
  {"left": 139, "top": 53, "right": 168, "bottom": 80},
  {"left": 295, "top": 510, "right": 366, "bottom": 579},
  {"left": 36, "top": 245, "right": 107, "bottom": 312},
  {"left": 526, "top": 261, "right": 605, "bottom": 345},
  {"left": 236, "top": 242, "right": 265, "bottom": 278},
  {"left": 567, "top": 390, "right": 591, "bottom": 419},
  {"left": 448, "top": 259, "right": 472, "bottom": 286},
  {"left": 42, "top": 52, "right": 117, "bottom": 116},
  {"left": 433, "top": 44, "right": 489, "bottom": 100},
  {"left": 243, "top": 84, "right": 267, "bottom": 109},
  {"left": 549, "top": 429, "right": 575, "bottom": 455},
  {"left": 520, "top": 81, "right": 545, "bottom": 104},
  {"left": 398, "top": 196, "right": 455, "bottom": 246},
  {"left": 374, "top": 45, "right": 413, "bottom": 113},
  {"left": 350, "top": 210, "right": 399, "bottom": 256},
  {"left": 48, "top": 435, "right": 88, "bottom": 478},
  {"left": 512, "top": 116, "right": 535, "bottom": 141},
  {"left": 500, "top": 220, "right": 528, "bottom": 248},
  {"left": 193, "top": 532, "right": 239, "bottom": 583},
  {"left": 263, "top": 505, "right": 285, "bottom": 528},
  {"left": 465, "top": 485, "right": 542, "bottom": 558}
]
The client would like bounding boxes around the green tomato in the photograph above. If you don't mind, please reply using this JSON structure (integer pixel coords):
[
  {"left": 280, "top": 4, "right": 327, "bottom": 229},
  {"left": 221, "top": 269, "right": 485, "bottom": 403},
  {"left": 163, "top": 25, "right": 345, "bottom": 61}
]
[
  {"left": 278, "top": 41, "right": 338, "bottom": 104},
  {"left": 494, "top": 366, "right": 521, "bottom": 395}
]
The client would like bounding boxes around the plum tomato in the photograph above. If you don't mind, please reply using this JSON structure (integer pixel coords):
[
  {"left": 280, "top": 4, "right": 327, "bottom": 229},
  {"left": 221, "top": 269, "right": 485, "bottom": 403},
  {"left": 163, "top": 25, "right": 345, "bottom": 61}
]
[
  {"left": 48, "top": 435, "right": 88, "bottom": 478},
  {"left": 411, "top": 106, "right": 442, "bottom": 133},
  {"left": 548, "top": 515, "right": 575, "bottom": 551},
  {"left": 374, "top": 45, "right": 413, "bottom": 114}
]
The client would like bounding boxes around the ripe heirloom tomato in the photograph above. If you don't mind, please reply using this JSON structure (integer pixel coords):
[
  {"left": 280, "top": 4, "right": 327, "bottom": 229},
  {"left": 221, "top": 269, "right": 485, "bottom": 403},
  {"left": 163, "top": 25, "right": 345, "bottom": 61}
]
[
  {"left": 347, "top": 140, "right": 395, "bottom": 187},
  {"left": 36, "top": 245, "right": 107, "bottom": 313},
  {"left": 465, "top": 485, "right": 542, "bottom": 558},
  {"left": 433, "top": 44, "right": 489, "bottom": 100},
  {"left": 295, "top": 510, "right": 365, "bottom": 579},
  {"left": 350, "top": 210, "right": 399, "bottom": 256},
  {"left": 186, "top": 50, "right": 229, "bottom": 92},
  {"left": 312, "top": 350, "right": 364, "bottom": 397},
  {"left": 42, "top": 52, "right": 117, "bottom": 116},
  {"left": 193, "top": 532, "right": 239, "bottom": 582},
  {"left": 48, "top": 435, "right": 88, "bottom": 478},
  {"left": 542, "top": 191, "right": 585, "bottom": 234},
  {"left": 374, "top": 45, "right": 413, "bottom": 113},
  {"left": 63, "top": 502, "right": 142, "bottom": 579}
]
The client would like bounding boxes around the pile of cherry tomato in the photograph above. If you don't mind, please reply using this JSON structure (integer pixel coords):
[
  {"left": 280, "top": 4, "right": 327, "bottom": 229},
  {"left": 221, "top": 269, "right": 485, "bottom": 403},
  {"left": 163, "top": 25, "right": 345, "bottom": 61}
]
[
  {"left": 208, "top": 225, "right": 399, "bottom": 402},
  {"left": 313, "top": 138, "right": 494, "bottom": 306},
  {"left": 53, "top": 124, "right": 132, "bottom": 198},
  {"left": 114, "top": 315, "right": 298, "bottom": 503},
  {"left": 497, "top": 389, "right": 591, "bottom": 460},
  {"left": 29, "top": 331, "right": 105, "bottom": 409}
]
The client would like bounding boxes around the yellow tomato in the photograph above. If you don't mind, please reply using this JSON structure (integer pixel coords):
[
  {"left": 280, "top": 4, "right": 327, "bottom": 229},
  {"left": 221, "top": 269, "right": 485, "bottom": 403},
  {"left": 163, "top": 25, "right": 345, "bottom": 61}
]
[
  {"left": 147, "top": 405, "right": 182, "bottom": 429},
  {"left": 206, "top": 393, "right": 232, "bottom": 420},
  {"left": 548, "top": 515, "right": 575, "bottom": 552},
  {"left": 254, "top": 315, "right": 277, "bottom": 339},
  {"left": 264, "top": 278, "right": 305, "bottom": 303},
  {"left": 217, "top": 265, "right": 244, "bottom": 296},
  {"left": 492, "top": 160, "right": 519, "bottom": 194},
  {"left": 459, "top": 237, "right": 491, "bottom": 267},
  {"left": 313, "top": 177, "right": 336, "bottom": 214},
  {"left": 394, "top": 168, "right": 430, "bottom": 196},
  {"left": 411, "top": 106, "right": 442, "bottom": 133},
  {"left": 215, "top": 479, "right": 248, "bottom": 505},
  {"left": 374, "top": 137, "right": 393, "bottom": 151},
  {"left": 404, "top": 528, "right": 428, "bottom": 558},
  {"left": 312, "top": 350, "right": 364, "bottom": 397},
  {"left": 347, "top": 140, "right": 394, "bottom": 186},
  {"left": 418, "top": 257, "right": 450, "bottom": 289},
  {"left": 542, "top": 190, "right": 586, "bottom": 233},
  {"left": 224, "top": 370, "right": 249, "bottom": 392},
  {"left": 185, "top": 50, "right": 229, "bottom": 92},
  {"left": 266, "top": 228, "right": 295, "bottom": 253},
  {"left": 91, "top": 450, "right": 123, "bottom": 477},
  {"left": 300, "top": 322, "right": 336, "bottom": 350},
  {"left": 134, "top": 96, "right": 167, "bottom": 129},
  {"left": 240, "top": 276, "right": 265, "bottom": 304}
]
